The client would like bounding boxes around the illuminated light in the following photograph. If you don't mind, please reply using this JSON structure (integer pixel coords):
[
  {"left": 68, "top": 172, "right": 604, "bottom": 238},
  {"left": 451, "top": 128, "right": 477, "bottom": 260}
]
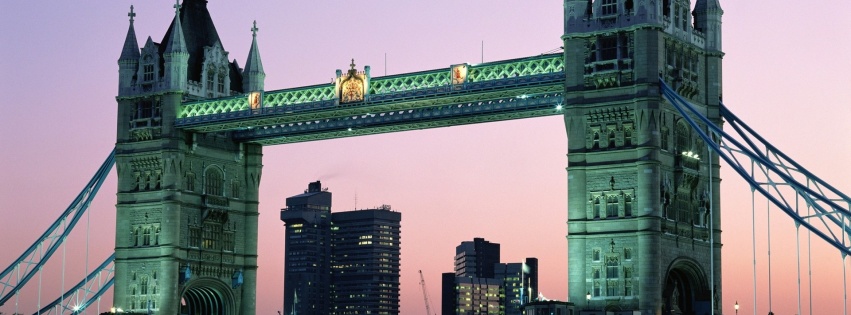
[
  {"left": 555, "top": 104, "right": 563, "bottom": 111},
  {"left": 516, "top": 94, "right": 528, "bottom": 99},
  {"left": 73, "top": 305, "right": 81, "bottom": 311},
  {"left": 347, "top": 128, "right": 353, "bottom": 131}
]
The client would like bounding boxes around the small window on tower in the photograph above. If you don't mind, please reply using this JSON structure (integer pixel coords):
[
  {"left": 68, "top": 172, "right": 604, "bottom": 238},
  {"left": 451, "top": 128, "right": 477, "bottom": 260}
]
[
  {"left": 217, "top": 75, "right": 225, "bottom": 94},
  {"left": 663, "top": 0, "right": 671, "bottom": 17},
  {"left": 606, "top": 195, "right": 619, "bottom": 218},
  {"left": 601, "top": 0, "right": 617, "bottom": 16},
  {"left": 142, "top": 55, "right": 154, "bottom": 82},
  {"left": 143, "top": 65, "right": 154, "bottom": 82},
  {"left": 599, "top": 36, "right": 618, "bottom": 61}
]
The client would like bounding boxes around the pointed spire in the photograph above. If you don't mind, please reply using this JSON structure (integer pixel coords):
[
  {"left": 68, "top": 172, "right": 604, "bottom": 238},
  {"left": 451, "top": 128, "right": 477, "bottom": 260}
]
[
  {"left": 243, "top": 20, "right": 265, "bottom": 75},
  {"left": 119, "top": 5, "right": 140, "bottom": 61},
  {"left": 164, "top": 0, "right": 188, "bottom": 54},
  {"left": 243, "top": 20, "right": 265, "bottom": 92}
]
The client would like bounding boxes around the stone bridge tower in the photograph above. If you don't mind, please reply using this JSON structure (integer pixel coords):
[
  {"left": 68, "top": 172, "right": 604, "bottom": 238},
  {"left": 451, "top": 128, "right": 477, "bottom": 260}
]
[
  {"left": 114, "top": 1, "right": 265, "bottom": 313},
  {"left": 562, "top": 0, "right": 723, "bottom": 314}
]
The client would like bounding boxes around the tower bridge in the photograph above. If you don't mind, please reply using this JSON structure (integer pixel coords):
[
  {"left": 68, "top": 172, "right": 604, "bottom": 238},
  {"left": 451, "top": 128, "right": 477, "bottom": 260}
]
[{"left": 1, "top": 1, "right": 850, "bottom": 315}]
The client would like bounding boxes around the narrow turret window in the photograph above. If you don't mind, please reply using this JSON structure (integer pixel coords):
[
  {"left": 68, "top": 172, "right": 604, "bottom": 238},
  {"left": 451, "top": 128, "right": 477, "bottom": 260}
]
[{"left": 601, "top": 0, "right": 617, "bottom": 16}]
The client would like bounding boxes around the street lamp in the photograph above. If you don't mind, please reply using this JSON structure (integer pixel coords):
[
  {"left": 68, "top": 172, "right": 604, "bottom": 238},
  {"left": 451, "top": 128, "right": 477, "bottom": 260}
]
[
  {"left": 734, "top": 301, "right": 739, "bottom": 315},
  {"left": 586, "top": 292, "right": 591, "bottom": 310}
]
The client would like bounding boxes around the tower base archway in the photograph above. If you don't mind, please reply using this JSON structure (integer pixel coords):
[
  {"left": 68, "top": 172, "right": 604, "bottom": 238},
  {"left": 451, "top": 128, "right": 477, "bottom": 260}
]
[
  {"left": 663, "top": 259, "right": 713, "bottom": 315},
  {"left": 180, "top": 278, "right": 235, "bottom": 315}
]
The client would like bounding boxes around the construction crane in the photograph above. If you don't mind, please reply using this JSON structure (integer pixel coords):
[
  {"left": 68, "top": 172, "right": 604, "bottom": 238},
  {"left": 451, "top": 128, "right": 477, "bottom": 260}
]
[{"left": 418, "top": 270, "right": 436, "bottom": 315}]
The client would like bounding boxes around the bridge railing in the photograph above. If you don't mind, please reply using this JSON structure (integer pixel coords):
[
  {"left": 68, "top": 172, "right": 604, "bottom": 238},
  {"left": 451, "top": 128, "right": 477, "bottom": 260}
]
[{"left": 176, "top": 53, "right": 563, "bottom": 122}]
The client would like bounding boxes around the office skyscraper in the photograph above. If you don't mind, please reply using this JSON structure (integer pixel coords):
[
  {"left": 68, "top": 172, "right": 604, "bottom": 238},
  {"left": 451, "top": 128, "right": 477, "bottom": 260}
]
[
  {"left": 280, "top": 181, "right": 333, "bottom": 315},
  {"left": 331, "top": 206, "right": 401, "bottom": 314},
  {"left": 442, "top": 238, "right": 537, "bottom": 315},
  {"left": 495, "top": 258, "right": 538, "bottom": 315},
  {"left": 281, "top": 181, "right": 401, "bottom": 315},
  {"left": 454, "top": 237, "right": 500, "bottom": 278}
]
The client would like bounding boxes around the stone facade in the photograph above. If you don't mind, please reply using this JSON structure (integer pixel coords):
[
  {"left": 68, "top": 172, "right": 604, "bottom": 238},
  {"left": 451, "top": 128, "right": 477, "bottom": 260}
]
[
  {"left": 563, "top": 0, "right": 723, "bottom": 314},
  {"left": 113, "top": 1, "right": 265, "bottom": 314}
]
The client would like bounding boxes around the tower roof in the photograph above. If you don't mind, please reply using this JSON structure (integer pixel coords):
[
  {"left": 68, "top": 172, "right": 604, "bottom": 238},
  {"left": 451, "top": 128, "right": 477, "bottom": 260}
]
[
  {"left": 243, "top": 21, "right": 265, "bottom": 76},
  {"left": 163, "top": 1, "right": 188, "bottom": 55},
  {"left": 159, "top": 0, "right": 224, "bottom": 82},
  {"left": 119, "top": 5, "right": 140, "bottom": 61}
]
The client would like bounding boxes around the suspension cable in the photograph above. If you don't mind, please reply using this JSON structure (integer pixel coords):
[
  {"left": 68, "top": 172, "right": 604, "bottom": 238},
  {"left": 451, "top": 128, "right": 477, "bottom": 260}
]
[
  {"left": 796, "top": 203, "right": 802, "bottom": 315},
  {"left": 808, "top": 181, "right": 813, "bottom": 315},
  {"left": 767, "top": 196, "right": 773, "bottom": 313},
  {"left": 708, "top": 135, "right": 716, "bottom": 315},
  {"left": 751, "top": 161, "right": 758, "bottom": 315},
  {"left": 844, "top": 212, "right": 848, "bottom": 315}
]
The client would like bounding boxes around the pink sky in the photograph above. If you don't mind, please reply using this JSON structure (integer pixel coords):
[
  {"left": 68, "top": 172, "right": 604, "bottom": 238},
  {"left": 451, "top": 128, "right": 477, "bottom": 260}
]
[{"left": 1, "top": 1, "right": 850, "bottom": 314}]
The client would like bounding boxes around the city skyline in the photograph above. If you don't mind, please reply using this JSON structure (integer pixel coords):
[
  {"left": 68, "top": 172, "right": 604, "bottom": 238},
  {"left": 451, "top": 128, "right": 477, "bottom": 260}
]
[{"left": 1, "top": 1, "right": 850, "bottom": 314}]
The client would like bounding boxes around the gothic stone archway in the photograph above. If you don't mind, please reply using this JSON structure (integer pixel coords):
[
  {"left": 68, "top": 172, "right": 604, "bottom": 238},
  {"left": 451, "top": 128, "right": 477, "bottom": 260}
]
[
  {"left": 180, "top": 278, "right": 236, "bottom": 315},
  {"left": 663, "top": 258, "right": 712, "bottom": 315}
]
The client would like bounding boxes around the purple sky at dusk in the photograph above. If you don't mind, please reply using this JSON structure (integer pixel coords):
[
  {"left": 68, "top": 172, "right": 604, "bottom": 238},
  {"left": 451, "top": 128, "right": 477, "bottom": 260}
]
[{"left": 1, "top": 1, "right": 850, "bottom": 314}]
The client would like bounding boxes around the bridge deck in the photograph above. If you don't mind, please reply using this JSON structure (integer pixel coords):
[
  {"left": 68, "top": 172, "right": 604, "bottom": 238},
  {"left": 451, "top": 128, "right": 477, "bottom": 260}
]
[{"left": 175, "top": 53, "right": 565, "bottom": 144}]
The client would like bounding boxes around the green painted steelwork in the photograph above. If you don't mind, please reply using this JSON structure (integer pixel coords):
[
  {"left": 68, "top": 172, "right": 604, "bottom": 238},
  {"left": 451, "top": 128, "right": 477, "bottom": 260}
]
[
  {"left": 178, "top": 53, "right": 563, "bottom": 119},
  {"left": 468, "top": 54, "right": 564, "bottom": 82},
  {"left": 251, "top": 107, "right": 561, "bottom": 146},
  {"left": 180, "top": 79, "right": 562, "bottom": 134}
]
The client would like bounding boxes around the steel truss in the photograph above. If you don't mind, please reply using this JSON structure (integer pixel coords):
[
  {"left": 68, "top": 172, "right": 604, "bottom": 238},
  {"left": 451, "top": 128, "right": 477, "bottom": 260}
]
[
  {"left": 0, "top": 150, "right": 115, "bottom": 307},
  {"left": 35, "top": 254, "right": 115, "bottom": 315},
  {"left": 240, "top": 91, "right": 564, "bottom": 145},
  {"left": 660, "top": 80, "right": 851, "bottom": 257}
]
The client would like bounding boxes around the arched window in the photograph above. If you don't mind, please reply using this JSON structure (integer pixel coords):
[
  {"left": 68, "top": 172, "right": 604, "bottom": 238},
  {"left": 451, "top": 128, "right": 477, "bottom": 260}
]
[
  {"left": 154, "top": 226, "right": 160, "bottom": 245},
  {"left": 133, "top": 227, "right": 139, "bottom": 246},
  {"left": 594, "top": 197, "right": 602, "bottom": 218},
  {"left": 676, "top": 122, "right": 690, "bottom": 153},
  {"left": 608, "top": 130, "right": 616, "bottom": 148},
  {"left": 663, "top": 0, "right": 671, "bottom": 17},
  {"left": 142, "top": 227, "right": 151, "bottom": 246},
  {"left": 606, "top": 195, "right": 619, "bottom": 218},
  {"left": 205, "top": 167, "right": 224, "bottom": 196},
  {"left": 142, "top": 55, "right": 154, "bottom": 82},
  {"left": 593, "top": 132, "right": 600, "bottom": 149},
  {"left": 601, "top": 0, "right": 617, "bottom": 16},
  {"left": 661, "top": 127, "right": 670, "bottom": 151},
  {"left": 217, "top": 73, "right": 225, "bottom": 94},
  {"left": 624, "top": 128, "right": 633, "bottom": 146},
  {"left": 140, "top": 276, "right": 148, "bottom": 295},
  {"left": 206, "top": 71, "right": 215, "bottom": 94},
  {"left": 624, "top": 194, "right": 633, "bottom": 217},
  {"left": 606, "top": 257, "right": 619, "bottom": 279}
]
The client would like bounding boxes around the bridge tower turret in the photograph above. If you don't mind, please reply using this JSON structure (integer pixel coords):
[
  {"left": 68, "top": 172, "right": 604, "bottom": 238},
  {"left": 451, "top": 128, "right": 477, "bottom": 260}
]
[
  {"left": 113, "top": 1, "right": 262, "bottom": 314},
  {"left": 242, "top": 21, "right": 265, "bottom": 93},
  {"left": 563, "top": 0, "right": 723, "bottom": 313},
  {"left": 117, "top": 5, "right": 140, "bottom": 96},
  {"left": 163, "top": 3, "right": 189, "bottom": 91}
]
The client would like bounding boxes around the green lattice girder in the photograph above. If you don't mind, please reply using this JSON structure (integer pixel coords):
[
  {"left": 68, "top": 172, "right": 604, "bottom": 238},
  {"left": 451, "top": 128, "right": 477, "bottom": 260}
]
[
  {"left": 178, "top": 53, "right": 563, "bottom": 119},
  {"left": 179, "top": 83, "right": 335, "bottom": 119},
  {"left": 180, "top": 81, "right": 563, "bottom": 135}
]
